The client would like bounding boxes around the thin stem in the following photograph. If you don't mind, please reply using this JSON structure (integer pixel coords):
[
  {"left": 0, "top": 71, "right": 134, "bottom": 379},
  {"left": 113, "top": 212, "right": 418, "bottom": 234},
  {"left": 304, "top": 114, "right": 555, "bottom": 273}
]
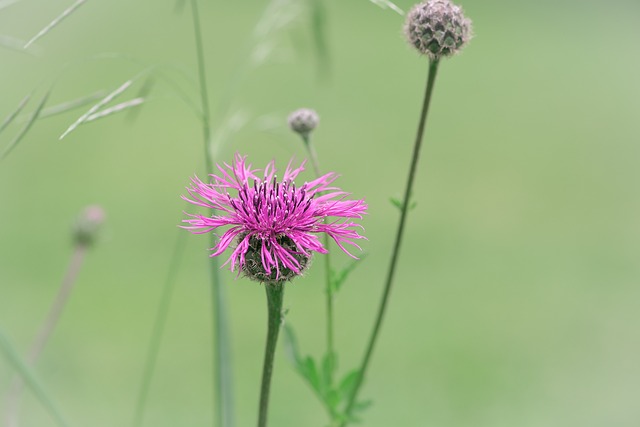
[
  {"left": 132, "top": 229, "right": 187, "bottom": 427},
  {"left": 302, "top": 135, "right": 335, "bottom": 381},
  {"left": 5, "top": 243, "right": 88, "bottom": 427},
  {"left": 257, "top": 283, "right": 285, "bottom": 427},
  {"left": 0, "top": 330, "right": 70, "bottom": 427},
  {"left": 340, "top": 59, "right": 440, "bottom": 425},
  {"left": 190, "top": 1, "right": 234, "bottom": 427}
]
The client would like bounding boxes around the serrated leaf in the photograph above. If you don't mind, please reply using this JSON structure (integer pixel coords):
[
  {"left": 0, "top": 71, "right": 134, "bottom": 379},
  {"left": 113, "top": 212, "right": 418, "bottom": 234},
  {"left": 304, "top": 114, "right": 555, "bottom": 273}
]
[
  {"left": 301, "top": 356, "right": 321, "bottom": 393},
  {"left": 320, "top": 351, "right": 337, "bottom": 393},
  {"left": 282, "top": 324, "right": 322, "bottom": 394},
  {"left": 336, "top": 369, "right": 360, "bottom": 402},
  {"left": 330, "top": 253, "right": 368, "bottom": 293}
]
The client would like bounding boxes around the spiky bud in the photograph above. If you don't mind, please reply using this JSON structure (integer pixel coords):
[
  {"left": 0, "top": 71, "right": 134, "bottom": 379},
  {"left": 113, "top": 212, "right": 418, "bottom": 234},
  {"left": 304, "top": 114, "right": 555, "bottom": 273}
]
[
  {"left": 404, "top": 0, "right": 472, "bottom": 60},
  {"left": 239, "top": 234, "right": 310, "bottom": 283},
  {"left": 72, "top": 205, "right": 106, "bottom": 246},
  {"left": 287, "top": 108, "right": 319, "bottom": 138}
]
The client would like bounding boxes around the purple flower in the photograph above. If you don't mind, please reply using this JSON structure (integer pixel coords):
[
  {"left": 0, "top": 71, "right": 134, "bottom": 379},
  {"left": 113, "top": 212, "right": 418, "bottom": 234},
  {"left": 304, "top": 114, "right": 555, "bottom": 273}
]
[{"left": 181, "top": 154, "right": 367, "bottom": 282}]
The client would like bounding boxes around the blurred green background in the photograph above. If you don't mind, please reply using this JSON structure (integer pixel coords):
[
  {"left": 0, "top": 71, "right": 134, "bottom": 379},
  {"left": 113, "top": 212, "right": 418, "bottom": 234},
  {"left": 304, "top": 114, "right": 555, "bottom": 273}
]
[{"left": 1, "top": 0, "right": 640, "bottom": 426}]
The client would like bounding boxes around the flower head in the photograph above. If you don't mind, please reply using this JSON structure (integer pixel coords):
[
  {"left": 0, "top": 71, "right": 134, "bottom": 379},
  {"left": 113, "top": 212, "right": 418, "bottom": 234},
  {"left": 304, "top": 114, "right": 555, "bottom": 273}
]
[
  {"left": 404, "top": 0, "right": 472, "bottom": 60},
  {"left": 287, "top": 108, "right": 319, "bottom": 138},
  {"left": 181, "top": 154, "right": 366, "bottom": 283}
]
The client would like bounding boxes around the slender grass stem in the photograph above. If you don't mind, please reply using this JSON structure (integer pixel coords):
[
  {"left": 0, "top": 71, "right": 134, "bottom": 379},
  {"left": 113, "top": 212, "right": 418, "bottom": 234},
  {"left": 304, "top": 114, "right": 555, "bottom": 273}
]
[
  {"left": 257, "top": 283, "right": 285, "bottom": 427},
  {"left": 301, "top": 135, "right": 335, "bottom": 382},
  {"left": 0, "top": 330, "right": 70, "bottom": 427},
  {"left": 4, "top": 243, "right": 87, "bottom": 427},
  {"left": 340, "top": 59, "right": 440, "bottom": 425},
  {"left": 132, "top": 230, "right": 186, "bottom": 427},
  {"left": 190, "top": 1, "right": 234, "bottom": 427}
]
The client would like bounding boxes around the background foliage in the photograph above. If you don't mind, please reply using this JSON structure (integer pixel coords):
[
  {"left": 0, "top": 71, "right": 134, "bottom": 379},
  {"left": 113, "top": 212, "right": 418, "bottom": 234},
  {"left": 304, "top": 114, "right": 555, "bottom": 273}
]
[{"left": 1, "top": 0, "right": 639, "bottom": 426}]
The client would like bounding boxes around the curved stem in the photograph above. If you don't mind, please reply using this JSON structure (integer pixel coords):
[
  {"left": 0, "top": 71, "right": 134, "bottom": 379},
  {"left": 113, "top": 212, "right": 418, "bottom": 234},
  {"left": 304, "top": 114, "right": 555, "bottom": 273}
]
[
  {"left": 341, "top": 59, "right": 440, "bottom": 424},
  {"left": 257, "top": 283, "right": 285, "bottom": 427},
  {"left": 190, "top": 1, "right": 234, "bottom": 427},
  {"left": 302, "top": 135, "right": 335, "bottom": 381},
  {"left": 4, "top": 243, "right": 87, "bottom": 427}
]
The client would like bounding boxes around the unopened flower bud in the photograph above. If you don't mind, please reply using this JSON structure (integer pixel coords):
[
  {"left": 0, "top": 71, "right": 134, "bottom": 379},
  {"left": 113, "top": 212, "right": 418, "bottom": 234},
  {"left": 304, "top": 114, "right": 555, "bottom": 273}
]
[
  {"left": 73, "top": 205, "right": 106, "bottom": 246},
  {"left": 404, "top": 0, "right": 472, "bottom": 60},
  {"left": 287, "top": 108, "right": 319, "bottom": 138}
]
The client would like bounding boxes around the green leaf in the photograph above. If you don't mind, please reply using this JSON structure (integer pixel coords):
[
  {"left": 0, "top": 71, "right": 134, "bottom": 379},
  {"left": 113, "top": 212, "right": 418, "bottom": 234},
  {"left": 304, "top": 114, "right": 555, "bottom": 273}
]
[
  {"left": 336, "top": 369, "right": 360, "bottom": 402},
  {"left": 389, "top": 196, "right": 417, "bottom": 212},
  {"left": 320, "top": 351, "right": 337, "bottom": 393},
  {"left": 282, "top": 324, "right": 321, "bottom": 394},
  {"left": 330, "top": 253, "right": 368, "bottom": 293}
]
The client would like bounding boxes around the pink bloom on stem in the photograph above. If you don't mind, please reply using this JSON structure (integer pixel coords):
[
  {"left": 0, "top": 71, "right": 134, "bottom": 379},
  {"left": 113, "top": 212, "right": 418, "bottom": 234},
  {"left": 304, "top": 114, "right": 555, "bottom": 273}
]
[{"left": 181, "top": 154, "right": 367, "bottom": 283}]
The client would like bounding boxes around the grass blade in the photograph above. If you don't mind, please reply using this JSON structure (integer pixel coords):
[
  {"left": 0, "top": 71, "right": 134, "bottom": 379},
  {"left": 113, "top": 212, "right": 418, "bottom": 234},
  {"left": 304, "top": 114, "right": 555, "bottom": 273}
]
[
  {"left": 84, "top": 98, "right": 145, "bottom": 122},
  {"left": 369, "top": 0, "right": 404, "bottom": 15},
  {"left": 0, "top": 329, "right": 71, "bottom": 427},
  {"left": 1, "top": 91, "right": 50, "bottom": 161},
  {"left": 0, "top": 35, "right": 35, "bottom": 54},
  {"left": 190, "top": 1, "right": 235, "bottom": 426},
  {"left": 131, "top": 229, "right": 186, "bottom": 427},
  {"left": 125, "top": 78, "right": 154, "bottom": 123},
  {"left": 24, "top": 0, "right": 88, "bottom": 49},
  {"left": 38, "top": 91, "right": 107, "bottom": 120},
  {"left": 309, "top": 0, "right": 331, "bottom": 80},
  {"left": 0, "top": 0, "right": 22, "bottom": 11},
  {"left": 0, "top": 94, "right": 31, "bottom": 136},
  {"left": 59, "top": 79, "right": 133, "bottom": 140}
]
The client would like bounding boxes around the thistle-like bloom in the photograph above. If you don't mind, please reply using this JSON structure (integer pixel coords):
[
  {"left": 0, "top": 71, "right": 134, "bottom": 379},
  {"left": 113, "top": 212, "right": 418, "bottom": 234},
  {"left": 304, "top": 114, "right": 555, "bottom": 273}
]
[{"left": 181, "top": 154, "right": 367, "bottom": 283}]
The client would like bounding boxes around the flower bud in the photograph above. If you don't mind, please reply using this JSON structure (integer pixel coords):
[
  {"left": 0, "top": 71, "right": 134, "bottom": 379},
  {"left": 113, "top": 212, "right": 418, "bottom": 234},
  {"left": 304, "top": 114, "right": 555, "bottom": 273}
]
[
  {"left": 404, "top": 0, "right": 472, "bottom": 60},
  {"left": 287, "top": 108, "right": 319, "bottom": 138},
  {"left": 72, "top": 205, "right": 106, "bottom": 246}
]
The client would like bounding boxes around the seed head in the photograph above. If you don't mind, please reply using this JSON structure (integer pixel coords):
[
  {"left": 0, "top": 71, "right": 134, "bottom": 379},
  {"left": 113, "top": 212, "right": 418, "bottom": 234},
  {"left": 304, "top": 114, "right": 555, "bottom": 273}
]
[
  {"left": 404, "top": 0, "right": 472, "bottom": 60},
  {"left": 287, "top": 108, "right": 319, "bottom": 138}
]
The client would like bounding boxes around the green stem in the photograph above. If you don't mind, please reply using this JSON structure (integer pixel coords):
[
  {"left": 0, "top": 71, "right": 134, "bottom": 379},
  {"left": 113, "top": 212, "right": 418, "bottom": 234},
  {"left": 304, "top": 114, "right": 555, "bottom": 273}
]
[
  {"left": 190, "top": 1, "right": 234, "bottom": 427},
  {"left": 0, "top": 330, "right": 70, "bottom": 427},
  {"left": 132, "top": 229, "right": 186, "bottom": 427},
  {"left": 302, "top": 135, "right": 335, "bottom": 381},
  {"left": 5, "top": 243, "right": 87, "bottom": 427},
  {"left": 257, "top": 283, "right": 285, "bottom": 427},
  {"left": 340, "top": 59, "right": 440, "bottom": 425}
]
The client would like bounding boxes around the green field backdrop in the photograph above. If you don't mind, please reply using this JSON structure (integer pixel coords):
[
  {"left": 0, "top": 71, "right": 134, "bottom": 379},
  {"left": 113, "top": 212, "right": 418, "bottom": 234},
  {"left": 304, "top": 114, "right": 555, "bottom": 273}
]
[{"left": 1, "top": 0, "right": 639, "bottom": 426}]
